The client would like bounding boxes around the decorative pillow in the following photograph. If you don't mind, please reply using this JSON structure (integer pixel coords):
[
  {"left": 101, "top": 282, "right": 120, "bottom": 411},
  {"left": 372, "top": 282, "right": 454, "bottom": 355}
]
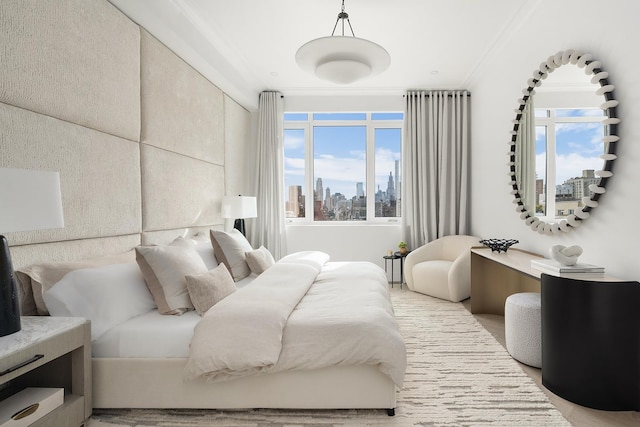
[
  {"left": 170, "top": 236, "right": 219, "bottom": 270},
  {"left": 15, "top": 250, "right": 136, "bottom": 315},
  {"left": 135, "top": 245, "right": 208, "bottom": 315},
  {"left": 245, "top": 246, "right": 276, "bottom": 275},
  {"left": 42, "top": 262, "right": 156, "bottom": 341},
  {"left": 185, "top": 263, "right": 236, "bottom": 316},
  {"left": 210, "top": 229, "right": 253, "bottom": 281}
]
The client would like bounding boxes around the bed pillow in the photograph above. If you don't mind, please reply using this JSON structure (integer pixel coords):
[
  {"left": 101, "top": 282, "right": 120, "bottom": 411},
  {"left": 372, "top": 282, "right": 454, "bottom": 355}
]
[
  {"left": 185, "top": 263, "right": 236, "bottom": 316},
  {"left": 15, "top": 250, "right": 136, "bottom": 315},
  {"left": 210, "top": 229, "right": 253, "bottom": 281},
  {"left": 170, "top": 236, "right": 219, "bottom": 270},
  {"left": 245, "top": 246, "right": 276, "bottom": 275},
  {"left": 135, "top": 245, "right": 208, "bottom": 315},
  {"left": 42, "top": 262, "right": 156, "bottom": 341}
]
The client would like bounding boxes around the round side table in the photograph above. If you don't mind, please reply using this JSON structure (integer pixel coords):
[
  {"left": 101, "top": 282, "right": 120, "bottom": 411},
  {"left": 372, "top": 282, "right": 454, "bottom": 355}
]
[
  {"left": 394, "top": 250, "right": 412, "bottom": 288},
  {"left": 383, "top": 254, "right": 400, "bottom": 286}
]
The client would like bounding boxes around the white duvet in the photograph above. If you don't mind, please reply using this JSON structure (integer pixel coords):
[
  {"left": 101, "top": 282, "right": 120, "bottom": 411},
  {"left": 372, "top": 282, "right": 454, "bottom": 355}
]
[{"left": 184, "top": 251, "right": 407, "bottom": 387}]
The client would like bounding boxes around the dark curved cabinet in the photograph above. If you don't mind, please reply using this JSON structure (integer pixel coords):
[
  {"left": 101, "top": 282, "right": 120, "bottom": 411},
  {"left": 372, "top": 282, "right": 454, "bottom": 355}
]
[{"left": 541, "top": 273, "right": 640, "bottom": 411}]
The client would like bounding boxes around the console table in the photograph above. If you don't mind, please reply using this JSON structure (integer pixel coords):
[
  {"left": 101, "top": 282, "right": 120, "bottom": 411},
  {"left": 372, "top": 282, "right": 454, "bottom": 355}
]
[
  {"left": 470, "top": 246, "right": 639, "bottom": 410},
  {"left": 470, "top": 247, "right": 617, "bottom": 315},
  {"left": 470, "top": 247, "right": 544, "bottom": 315},
  {"left": 0, "top": 317, "right": 91, "bottom": 426}
]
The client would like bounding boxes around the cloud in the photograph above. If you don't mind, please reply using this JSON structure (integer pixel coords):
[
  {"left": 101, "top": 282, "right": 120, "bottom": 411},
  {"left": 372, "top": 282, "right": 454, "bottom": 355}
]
[
  {"left": 284, "top": 157, "right": 305, "bottom": 178},
  {"left": 284, "top": 130, "right": 305, "bottom": 150},
  {"left": 535, "top": 151, "right": 603, "bottom": 185},
  {"left": 315, "top": 156, "right": 366, "bottom": 196}
]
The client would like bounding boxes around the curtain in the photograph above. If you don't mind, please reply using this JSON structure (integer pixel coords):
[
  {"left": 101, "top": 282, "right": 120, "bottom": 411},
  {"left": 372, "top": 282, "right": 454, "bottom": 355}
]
[
  {"left": 402, "top": 90, "right": 470, "bottom": 248},
  {"left": 515, "top": 96, "right": 536, "bottom": 211},
  {"left": 252, "top": 91, "right": 287, "bottom": 259}
]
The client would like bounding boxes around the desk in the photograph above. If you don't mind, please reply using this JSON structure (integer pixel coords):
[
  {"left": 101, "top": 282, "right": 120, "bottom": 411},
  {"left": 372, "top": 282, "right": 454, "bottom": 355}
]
[
  {"left": 471, "top": 247, "right": 636, "bottom": 410},
  {"left": 470, "top": 248, "right": 543, "bottom": 315},
  {"left": 470, "top": 247, "right": 617, "bottom": 315}
]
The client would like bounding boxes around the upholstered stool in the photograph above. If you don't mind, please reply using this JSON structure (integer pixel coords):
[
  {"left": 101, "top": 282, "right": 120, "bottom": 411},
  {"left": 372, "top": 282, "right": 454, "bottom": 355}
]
[{"left": 505, "top": 292, "right": 541, "bottom": 368}]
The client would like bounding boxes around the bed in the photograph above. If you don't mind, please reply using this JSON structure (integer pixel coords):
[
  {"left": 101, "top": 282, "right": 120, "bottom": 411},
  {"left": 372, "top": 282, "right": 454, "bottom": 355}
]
[
  {"left": 6, "top": 1, "right": 406, "bottom": 417},
  {"left": 16, "top": 231, "right": 407, "bottom": 415}
]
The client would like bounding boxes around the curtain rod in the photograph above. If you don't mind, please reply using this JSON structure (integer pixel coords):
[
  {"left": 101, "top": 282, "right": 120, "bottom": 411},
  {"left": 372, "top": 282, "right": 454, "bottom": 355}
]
[
  {"left": 260, "top": 90, "right": 284, "bottom": 98},
  {"left": 403, "top": 91, "right": 470, "bottom": 97}
]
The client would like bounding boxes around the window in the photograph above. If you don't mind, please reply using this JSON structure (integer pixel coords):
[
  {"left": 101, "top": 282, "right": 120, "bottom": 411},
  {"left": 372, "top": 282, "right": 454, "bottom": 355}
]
[
  {"left": 534, "top": 108, "right": 605, "bottom": 219},
  {"left": 284, "top": 112, "right": 403, "bottom": 222}
]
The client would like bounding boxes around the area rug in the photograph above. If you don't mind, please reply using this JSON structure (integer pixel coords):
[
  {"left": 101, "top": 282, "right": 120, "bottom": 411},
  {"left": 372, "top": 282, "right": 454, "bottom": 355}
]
[{"left": 88, "top": 288, "right": 571, "bottom": 427}]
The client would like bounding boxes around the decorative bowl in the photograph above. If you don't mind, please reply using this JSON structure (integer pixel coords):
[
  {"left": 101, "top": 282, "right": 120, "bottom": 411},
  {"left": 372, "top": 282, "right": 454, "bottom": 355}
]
[{"left": 479, "top": 238, "right": 519, "bottom": 253}]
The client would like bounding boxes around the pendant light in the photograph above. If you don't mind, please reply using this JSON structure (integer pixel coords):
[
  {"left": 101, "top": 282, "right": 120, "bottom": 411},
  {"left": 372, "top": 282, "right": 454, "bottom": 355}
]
[{"left": 295, "top": 0, "right": 390, "bottom": 84}]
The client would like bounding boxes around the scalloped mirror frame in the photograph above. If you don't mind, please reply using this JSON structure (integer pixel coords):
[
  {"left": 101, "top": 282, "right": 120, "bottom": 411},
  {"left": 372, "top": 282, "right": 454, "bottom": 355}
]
[{"left": 508, "top": 50, "right": 620, "bottom": 235}]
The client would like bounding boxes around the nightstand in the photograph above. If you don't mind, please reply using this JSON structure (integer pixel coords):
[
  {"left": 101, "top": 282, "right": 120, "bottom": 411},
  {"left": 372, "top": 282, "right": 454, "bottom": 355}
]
[{"left": 0, "top": 317, "right": 91, "bottom": 426}]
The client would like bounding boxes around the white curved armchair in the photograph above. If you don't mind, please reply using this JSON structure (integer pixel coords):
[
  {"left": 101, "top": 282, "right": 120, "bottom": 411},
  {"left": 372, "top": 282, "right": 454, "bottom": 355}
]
[{"left": 404, "top": 235, "right": 481, "bottom": 302}]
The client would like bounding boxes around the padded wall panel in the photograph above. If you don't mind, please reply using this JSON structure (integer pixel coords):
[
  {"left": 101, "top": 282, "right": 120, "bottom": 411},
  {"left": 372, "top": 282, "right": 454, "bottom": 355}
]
[
  {"left": 141, "top": 225, "right": 224, "bottom": 246},
  {"left": 141, "top": 144, "right": 224, "bottom": 232},
  {"left": 140, "top": 29, "right": 224, "bottom": 164},
  {"left": 10, "top": 235, "right": 140, "bottom": 271},
  {"left": 0, "top": 0, "right": 140, "bottom": 142},
  {"left": 0, "top": 103, "right": 142, "bottom": 246},
  {"left": 224, "top": 94, "right": 252, "bottom": 196}
]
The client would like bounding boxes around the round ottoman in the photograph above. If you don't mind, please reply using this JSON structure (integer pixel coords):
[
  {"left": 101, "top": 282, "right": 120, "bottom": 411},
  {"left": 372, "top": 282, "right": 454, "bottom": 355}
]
[{"left": 505, "top": 292, "right": 541, "bottom": 368}]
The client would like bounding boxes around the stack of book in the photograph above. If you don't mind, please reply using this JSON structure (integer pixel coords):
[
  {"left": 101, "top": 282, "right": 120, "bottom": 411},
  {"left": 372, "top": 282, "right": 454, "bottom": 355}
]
[{"left": 530, "top": 258, "right": 605, "bottom": 277}]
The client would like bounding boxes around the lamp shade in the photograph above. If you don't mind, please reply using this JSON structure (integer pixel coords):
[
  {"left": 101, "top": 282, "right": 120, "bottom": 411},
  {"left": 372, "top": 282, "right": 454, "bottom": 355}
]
[
  {"left": 221, "top": 196, "right": 257, "bottom": 219},
  {"left": 0, "top": 168, "right": 64, "bottom": 233},
  {"left": 0, "top": 168, "right": 64, "bottom": 337}
]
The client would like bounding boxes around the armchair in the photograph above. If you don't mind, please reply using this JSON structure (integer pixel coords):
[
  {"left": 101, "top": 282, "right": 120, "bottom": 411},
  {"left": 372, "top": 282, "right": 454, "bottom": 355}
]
[{"left": 404, "top": 235, "right": 480, "bottom": 302}]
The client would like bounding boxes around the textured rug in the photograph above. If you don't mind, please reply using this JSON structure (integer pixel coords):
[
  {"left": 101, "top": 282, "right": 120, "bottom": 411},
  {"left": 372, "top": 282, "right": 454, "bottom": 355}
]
[{"left": 88, "top": 288, "right": 571, "bottom": 427}]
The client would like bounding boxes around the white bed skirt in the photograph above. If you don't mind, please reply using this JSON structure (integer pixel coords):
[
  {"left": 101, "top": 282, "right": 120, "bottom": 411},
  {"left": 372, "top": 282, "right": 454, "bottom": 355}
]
[{"left": 93, "top": 358, "right": 397, "bottom": 411}]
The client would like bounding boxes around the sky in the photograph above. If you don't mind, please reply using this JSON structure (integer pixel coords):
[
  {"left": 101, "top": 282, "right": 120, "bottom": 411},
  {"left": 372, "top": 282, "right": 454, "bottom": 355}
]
[{"left": 284, "top": 114, "right": 402, "bottom": 199}]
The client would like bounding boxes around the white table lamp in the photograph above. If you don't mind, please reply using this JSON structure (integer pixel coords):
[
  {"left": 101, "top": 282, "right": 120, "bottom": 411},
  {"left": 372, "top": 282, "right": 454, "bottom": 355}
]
[
  {"left": 221, "top": 195, "right": 257, "bottom": 237},
  {"left": 0, "top": 168, "right": 64, "bottom": 337}
]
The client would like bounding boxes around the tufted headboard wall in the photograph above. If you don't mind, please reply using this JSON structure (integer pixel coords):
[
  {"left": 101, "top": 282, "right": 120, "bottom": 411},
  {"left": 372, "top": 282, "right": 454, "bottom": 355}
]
[{"left": 0, "top": 1, "right": 251, "bottom": 271}]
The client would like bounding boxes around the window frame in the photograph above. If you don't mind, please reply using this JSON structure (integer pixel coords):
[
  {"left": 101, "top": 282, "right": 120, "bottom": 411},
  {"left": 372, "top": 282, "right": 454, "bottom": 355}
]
[{"left": 283, "top": 112, "right": 403, "bottom": 224}]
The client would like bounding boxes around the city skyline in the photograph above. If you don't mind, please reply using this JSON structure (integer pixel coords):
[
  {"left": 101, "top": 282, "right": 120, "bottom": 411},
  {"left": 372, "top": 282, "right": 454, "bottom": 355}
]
[
  {"left": 286, "top": 160, "right": 401, "bottom": 220},
  {"left": 284, "top": 127, "right": 401, "bottom": 201}
]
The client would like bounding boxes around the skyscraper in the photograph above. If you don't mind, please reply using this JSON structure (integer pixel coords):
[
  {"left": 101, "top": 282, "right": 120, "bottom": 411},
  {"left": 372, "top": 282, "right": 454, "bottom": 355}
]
[
  {"left": 315, "top": 177, "right": 323, "bottom": 202},
  {"left": 287, "top": 185, "right": 302, "bottom": 217},
  {"left": 387, "top": 171, "right": 395, "bottom": 201},
  {"left": 356, "top": 182, "right": 364, "bottom": 198},
  {"left": 325, "top": 187, "right": 332, "bottom": 210}
]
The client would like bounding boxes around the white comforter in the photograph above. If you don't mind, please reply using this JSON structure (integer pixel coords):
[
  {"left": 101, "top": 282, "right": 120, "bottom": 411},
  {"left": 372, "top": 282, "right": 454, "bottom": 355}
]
[{"left": 183, "top": 251, "right": 406, "bottom": 386}]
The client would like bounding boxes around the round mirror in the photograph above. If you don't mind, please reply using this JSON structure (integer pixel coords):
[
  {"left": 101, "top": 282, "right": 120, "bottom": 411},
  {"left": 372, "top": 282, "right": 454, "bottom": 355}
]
[{"left": 508, "top": 50, "right": 620, "bottom": 234}]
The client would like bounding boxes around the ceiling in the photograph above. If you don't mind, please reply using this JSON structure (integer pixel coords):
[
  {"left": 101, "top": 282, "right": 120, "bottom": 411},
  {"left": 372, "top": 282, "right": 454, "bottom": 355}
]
[{"left": 108, "top": 0, "right": 539, "bottom": 110}]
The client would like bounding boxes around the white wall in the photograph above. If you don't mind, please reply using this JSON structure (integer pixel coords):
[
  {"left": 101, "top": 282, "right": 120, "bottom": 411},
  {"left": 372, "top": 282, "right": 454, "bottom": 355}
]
[
  {"left": 469, "top": 0, "right": 640, "bottom": 280},
  {"left": 287, "top": 224, "right": 403, "bottom": 275}
]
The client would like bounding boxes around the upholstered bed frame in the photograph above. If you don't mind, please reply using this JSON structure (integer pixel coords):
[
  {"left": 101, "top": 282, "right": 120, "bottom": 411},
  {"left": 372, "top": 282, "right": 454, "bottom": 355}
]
[
  {"left": 1, "top": 0, "right": 398, "bottom": 414},
  {"left": 92, "top": 359, "right": 396, "bottom": 412}
]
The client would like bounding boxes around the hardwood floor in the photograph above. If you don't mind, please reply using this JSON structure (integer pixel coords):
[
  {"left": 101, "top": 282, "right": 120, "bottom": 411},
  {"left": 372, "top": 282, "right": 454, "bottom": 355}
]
[{"left": 461, "top": 298, "right": 640, "bottom": 427}]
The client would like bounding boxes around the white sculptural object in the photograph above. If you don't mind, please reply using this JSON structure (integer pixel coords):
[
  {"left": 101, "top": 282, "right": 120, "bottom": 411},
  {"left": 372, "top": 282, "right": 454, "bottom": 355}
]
[{"left": 550, "top": 244, "right": 583, "bottom": 266}]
